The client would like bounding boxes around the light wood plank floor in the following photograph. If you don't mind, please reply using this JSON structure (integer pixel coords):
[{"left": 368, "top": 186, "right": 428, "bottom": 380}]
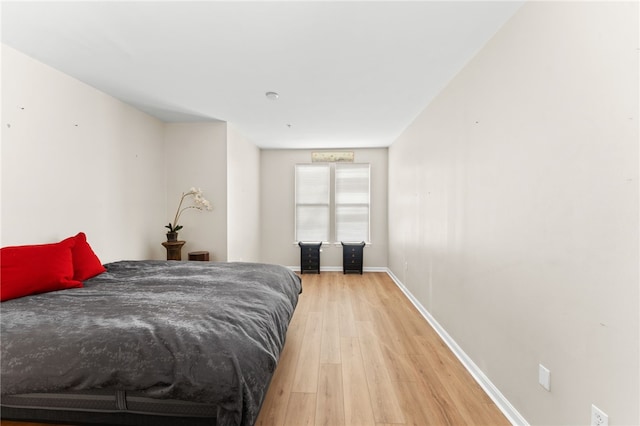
[
  {"left": 1, "top": 272, "right": 509, "bottom": 426},
  {"left": 256, "top": 272, "right": 509, "bottom": 426}
]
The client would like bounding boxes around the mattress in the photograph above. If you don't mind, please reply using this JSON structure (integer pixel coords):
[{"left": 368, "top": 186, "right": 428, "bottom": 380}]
[{"left": 1, "top": 260, "right": 302, "bottom": 426}]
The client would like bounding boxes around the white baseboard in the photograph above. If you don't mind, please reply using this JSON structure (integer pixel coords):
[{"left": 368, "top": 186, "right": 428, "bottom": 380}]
[
  {"left": 385, "top": 269, "right": 529, "bottom": 426},
  {"left": 286, "top": 266, "right": 342, "bottom": 272},
  {"left": 363, "top": 266, "right": 388, "bottom": 272}
]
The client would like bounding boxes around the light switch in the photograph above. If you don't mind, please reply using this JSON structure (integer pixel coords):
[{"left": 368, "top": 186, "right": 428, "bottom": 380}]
[{"left": 538, "top": 364, "right": 551, "bottom": 391}]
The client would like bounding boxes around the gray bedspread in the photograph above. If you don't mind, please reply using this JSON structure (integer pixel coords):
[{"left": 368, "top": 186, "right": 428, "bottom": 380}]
[{"left": 1, "top": 260, "right": 302, "bottom": 426}]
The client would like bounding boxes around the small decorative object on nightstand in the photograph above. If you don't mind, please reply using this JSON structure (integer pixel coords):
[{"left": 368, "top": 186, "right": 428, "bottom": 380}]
[
  {"left": 298, "top": 242, "right": 322, "bottom": 274},
  {"left": 188, "top": 251, "right": 210, "bottom": 261},
  {"left": 162, "top": 241, "right": 186, "bottom": 261},
  {"left": 341, "top": 241, "right": 365, "bottom": 274},
  {"left": 165, "top": 187, "right": 213, "bottom": 242}
]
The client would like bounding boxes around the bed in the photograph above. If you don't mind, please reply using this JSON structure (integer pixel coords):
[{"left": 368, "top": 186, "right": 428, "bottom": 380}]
[{"left": 1, "top": 260, "right": 302, "bottom": 426}]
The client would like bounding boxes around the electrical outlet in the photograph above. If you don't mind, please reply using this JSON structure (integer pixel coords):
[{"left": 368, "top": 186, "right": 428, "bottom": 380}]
[{"left": 591, "top": 405, "right": 608, "bottom": 426}]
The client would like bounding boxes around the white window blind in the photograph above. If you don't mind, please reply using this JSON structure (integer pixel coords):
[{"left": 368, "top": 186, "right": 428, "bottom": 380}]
[
  {"left": 335, "top": 163, "right": 370, "bottom": 243},
  {"left": 295, "top": 164, "right": 330, "bottom": 242}
]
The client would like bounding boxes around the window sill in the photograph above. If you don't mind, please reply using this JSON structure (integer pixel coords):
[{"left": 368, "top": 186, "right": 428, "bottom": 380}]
[{"left": 292, "top": 241, "right": 371, "bottom": 246}]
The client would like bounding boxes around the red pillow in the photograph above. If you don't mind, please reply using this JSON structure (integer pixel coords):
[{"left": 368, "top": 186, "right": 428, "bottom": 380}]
[
  {"left": 61, "top": 232, "right": 106, "bottom": 281},
  {"left": 0, "top": 240, "right": 83, "bottom": 302}
]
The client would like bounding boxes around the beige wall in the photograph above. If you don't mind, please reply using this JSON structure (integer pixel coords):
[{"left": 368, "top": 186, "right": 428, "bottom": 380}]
[
  {"left": 1, "top": 44, "right": 251, "bottom": 264},
  {"left": 388, "top": 2, "right": 638, "bottom": 425},
  {"left": 6, "top": 6, "right": 639, "bottom": 422},
  {"left": 260, "top": 148, "right": 388, "bottom": 269},
  {"left": 164, "top": 122, "right": 228, "bottom": 261},
  {"left": 1, "top": 45, "right": 166, "bottom": 262},
  {"left": 227, "top": 124, "right": 261, "bottom": 262}
]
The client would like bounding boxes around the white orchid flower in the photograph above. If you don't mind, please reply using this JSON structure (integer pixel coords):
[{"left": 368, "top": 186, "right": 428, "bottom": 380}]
[{"left": 165, "top": 187, "right": 213, "bottom": 233}]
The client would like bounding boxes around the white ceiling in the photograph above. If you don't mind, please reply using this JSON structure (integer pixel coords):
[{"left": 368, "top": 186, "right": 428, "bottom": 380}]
[{"left": 1, "top": 1, "right": 523, "bottom": 149}]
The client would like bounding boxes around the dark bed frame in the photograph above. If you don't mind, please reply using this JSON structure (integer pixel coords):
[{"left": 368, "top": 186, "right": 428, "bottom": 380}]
[
  {"left": 1, "top": 407, "right": 215, "bottom": 426},
  {"left": 1, "top": 389, "right": 221, "bottom": 425}
]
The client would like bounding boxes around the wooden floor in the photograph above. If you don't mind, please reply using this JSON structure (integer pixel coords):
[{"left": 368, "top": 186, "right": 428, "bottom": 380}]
[
  {"left": 1, "top": 272, "right": 509, "bottom": 426},
  {"left": 256, "top": 272, "right": 508, "bottom": 426}
]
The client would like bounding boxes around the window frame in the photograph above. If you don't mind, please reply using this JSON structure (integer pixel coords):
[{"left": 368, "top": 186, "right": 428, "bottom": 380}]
[
  {"left": 334, "top": 163, "right": 371, "bottom": 244},
  {"left": 294, "top": 163, "right": 331, "bottom": 243}
]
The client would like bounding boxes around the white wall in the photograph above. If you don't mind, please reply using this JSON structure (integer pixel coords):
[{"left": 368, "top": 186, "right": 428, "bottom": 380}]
[
  {"left": 227, "top": 124, "right": 261, "bottom": 262},
  {"left": 164, "top": 122, "right": 228, "bottom": 261},
  {"left": 260, "top": 148, "right": 388, "bottom": 269},
  {"left": 1, "top": 45, "right": 252, "bottom": 265},
  {"left": 1, "top": 45, "right": 166, "bottom": 262},
  {"left": 388, "top": 2, "right": 638, "bottom": 425}
]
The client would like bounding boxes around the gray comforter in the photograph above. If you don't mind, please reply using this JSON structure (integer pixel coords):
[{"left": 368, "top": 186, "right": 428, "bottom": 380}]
[{"left": 1, "top": 260, "right": 302, "bottom": 426}]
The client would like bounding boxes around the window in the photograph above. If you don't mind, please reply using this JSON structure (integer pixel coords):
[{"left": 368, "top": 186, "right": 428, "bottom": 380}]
[
  {"left": 335, "top": 163, "right": 370, "bottom": 243},
  {"left": 295, "top": 164, "right": 330, "bottom": 242},
  {"left": 295, "top": 162, "right": 371, "bottom": 243}
]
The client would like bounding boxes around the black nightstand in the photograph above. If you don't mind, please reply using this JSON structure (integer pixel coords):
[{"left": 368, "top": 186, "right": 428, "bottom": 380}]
[
  {"left": 298, "top": 242, "right": 322, "bottom": 274},
  {"left": 341, "top": 241, "right": 365, "bottom": 274}
]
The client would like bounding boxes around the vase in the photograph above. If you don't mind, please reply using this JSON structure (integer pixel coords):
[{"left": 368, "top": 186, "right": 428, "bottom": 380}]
[{"left": 166, "top": 231, "right": 178, "bottom": 242}]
